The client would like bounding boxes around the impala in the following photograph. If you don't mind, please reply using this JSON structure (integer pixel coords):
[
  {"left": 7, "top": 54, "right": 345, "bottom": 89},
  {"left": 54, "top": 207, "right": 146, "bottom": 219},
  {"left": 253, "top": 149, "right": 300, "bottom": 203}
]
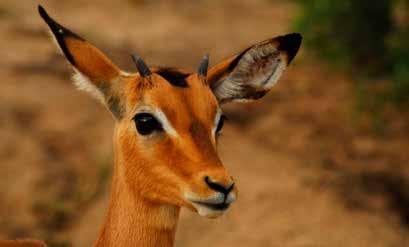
[{"left": 0, "top": 5, "right": 301, "bottom": 247}]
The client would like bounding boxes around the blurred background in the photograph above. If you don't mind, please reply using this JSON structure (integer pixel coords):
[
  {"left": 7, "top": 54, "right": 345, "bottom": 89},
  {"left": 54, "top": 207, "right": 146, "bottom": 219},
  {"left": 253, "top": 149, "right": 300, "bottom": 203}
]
[{"left": 1, "top": 0, "right": 409, "bottom": 246}]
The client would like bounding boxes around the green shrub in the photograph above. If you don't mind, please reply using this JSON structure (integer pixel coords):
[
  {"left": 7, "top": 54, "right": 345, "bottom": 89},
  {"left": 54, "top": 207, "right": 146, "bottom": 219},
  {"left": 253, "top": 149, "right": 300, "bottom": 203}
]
[{"left": 294, "top": 0, "right": 409, "bottom": 108}]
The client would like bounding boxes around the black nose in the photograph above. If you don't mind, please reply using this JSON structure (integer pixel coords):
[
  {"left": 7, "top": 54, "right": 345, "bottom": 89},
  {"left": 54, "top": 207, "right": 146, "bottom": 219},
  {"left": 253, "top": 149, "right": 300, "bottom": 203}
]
[{"left": 204, "top": 176, "right": 234, "bottom": 195}]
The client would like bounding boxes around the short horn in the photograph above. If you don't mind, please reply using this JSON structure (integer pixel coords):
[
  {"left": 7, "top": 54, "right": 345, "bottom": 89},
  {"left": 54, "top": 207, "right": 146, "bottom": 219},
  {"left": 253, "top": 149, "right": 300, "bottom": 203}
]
[
  {"left": 197, "top": 53, "right": 209, "bottom": 77},
  {"left": 131, "top": 53, "right": 151, "bottom": 77}
]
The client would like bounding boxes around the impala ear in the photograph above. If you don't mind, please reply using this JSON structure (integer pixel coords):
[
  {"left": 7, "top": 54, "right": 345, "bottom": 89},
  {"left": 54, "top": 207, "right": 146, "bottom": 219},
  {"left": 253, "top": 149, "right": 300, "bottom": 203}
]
[
  {"left": 208, "top": 33, "right": 302, "bottom": 104},
  {"left": 38, "top": 5, "right": 124, "bottom": 118}
]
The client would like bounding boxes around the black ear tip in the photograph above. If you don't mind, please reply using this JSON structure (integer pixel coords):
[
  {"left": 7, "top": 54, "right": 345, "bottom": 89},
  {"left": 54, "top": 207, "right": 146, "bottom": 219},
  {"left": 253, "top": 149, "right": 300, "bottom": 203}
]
[
  {"left": 38, "top": 5, "right": 50, "bottom": 21},
  {"left": 277, "top": 33, "right": 302, "bottom": 64},
  {"left": 38, "top": 4, "right": 57, "bottom": 28}
]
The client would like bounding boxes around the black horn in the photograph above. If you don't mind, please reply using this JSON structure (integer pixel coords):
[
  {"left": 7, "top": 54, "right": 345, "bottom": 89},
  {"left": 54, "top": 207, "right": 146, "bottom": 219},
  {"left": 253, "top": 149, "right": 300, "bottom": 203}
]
[
  {"left": 197, "top": 53, "right": 209, "bottom": 77},
  {"left": 131, "top": 53, "right": 151, "bottom": 77}
]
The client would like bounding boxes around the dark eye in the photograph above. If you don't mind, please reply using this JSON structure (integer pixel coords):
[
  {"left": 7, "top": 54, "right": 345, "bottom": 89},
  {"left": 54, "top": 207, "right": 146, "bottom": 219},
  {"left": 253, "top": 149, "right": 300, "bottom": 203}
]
[
  {"left": 216, "top": 115, "right": 227, "bottom": 134},
  {"left": 133, "top": 113, "right": 163, "bottom": 135}
]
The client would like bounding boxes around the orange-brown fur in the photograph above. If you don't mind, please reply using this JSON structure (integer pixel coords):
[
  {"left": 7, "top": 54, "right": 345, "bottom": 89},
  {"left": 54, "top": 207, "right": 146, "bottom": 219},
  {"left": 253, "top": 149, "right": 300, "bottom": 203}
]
[
  {"left": 1, "top": 6, "right": 300, "bottom": 247},
  {"left": 65, "top": 37, "right": 120, "bottom": 82},
  {"left": 91, "top": 72, "right": 233, "bottom": 246}
]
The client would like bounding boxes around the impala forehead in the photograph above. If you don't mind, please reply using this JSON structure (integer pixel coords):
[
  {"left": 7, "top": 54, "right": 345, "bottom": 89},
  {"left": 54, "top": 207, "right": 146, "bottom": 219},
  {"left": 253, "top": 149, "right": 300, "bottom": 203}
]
[{"left": 126, "top": 73, "right": 220, "bottom": 131}]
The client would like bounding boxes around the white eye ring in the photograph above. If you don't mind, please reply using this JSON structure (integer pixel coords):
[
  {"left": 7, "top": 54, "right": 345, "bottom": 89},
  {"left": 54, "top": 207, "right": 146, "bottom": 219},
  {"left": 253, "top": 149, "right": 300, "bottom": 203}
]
[
  {"left": 213, "top": 109, "right": 223, "bottom": 136},
  {"left": 135, "top": 106, "right": 179, "bottom": 138}
]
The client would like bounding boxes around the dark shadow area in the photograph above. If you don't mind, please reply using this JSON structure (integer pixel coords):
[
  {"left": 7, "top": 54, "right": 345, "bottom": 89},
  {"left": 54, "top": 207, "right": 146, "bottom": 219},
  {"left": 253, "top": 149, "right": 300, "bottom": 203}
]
[{"left": 338, "top": 171, "right": 409, "bottom": 228}]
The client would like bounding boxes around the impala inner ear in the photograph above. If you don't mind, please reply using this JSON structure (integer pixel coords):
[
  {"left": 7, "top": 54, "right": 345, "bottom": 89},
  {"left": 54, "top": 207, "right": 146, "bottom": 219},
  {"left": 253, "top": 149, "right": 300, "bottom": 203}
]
[{"left": 208, "top": 33, "right": 302, "bottom": 103}]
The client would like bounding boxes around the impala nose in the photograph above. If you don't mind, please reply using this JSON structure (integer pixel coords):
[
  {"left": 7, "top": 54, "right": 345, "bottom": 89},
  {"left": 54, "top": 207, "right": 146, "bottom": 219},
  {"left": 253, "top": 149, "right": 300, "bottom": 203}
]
[{"left": 204, "top": 176, "right": 235, "bottom": 196}]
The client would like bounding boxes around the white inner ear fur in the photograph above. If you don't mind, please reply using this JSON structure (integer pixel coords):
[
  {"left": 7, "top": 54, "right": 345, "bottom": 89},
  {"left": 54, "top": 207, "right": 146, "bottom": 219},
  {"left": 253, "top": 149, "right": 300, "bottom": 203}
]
[
  {"left": 72, "top": 69, "right": 106, "bottom": 103},
  {"left": 213, "top": 43, "right": 287, "bottom": 102}
]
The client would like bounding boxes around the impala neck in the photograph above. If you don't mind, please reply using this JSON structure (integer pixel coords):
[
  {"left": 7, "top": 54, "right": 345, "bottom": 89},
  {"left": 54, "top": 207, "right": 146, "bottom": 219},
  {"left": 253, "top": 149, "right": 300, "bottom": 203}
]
[{"left": 94, "top": 144, "right": 180, "bottom": 247}]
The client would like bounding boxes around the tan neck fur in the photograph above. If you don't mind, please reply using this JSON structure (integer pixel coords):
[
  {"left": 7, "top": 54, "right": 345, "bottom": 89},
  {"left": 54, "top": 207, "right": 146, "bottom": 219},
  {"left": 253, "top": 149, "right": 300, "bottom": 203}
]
[{"left": 94, "top": 132, "right": 181, "bottom": 247}]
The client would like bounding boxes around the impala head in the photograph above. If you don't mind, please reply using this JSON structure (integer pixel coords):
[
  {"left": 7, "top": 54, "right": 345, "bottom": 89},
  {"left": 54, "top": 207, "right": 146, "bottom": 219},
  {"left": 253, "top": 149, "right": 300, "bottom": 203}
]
[{"left": 39, "top": 6, "right": 301, "bottom": 218}]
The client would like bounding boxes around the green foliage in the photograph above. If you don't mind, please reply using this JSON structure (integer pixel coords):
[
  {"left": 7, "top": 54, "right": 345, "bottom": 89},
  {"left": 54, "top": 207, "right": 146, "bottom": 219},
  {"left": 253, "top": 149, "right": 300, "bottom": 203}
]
[
  {"left": 294, "top": 0, "right": 409, "bottom": 109},
  {"left": 389, "top": 27, "right": 409, "bottom": 105}
]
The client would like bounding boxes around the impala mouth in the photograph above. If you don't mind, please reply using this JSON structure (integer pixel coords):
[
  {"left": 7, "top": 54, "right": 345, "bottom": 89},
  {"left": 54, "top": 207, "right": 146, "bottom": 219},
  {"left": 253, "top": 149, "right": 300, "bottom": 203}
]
[
  {"left": 185, "top": 192, "right": 236, "bottom": 218},
  {"left": 191, "top": 200, "right": 231, "bottom": 211}
]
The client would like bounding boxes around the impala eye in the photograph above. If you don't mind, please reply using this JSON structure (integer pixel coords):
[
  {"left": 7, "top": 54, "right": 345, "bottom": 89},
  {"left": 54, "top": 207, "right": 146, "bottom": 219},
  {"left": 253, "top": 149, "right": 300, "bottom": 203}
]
[
  {"left": 133, "top": 113, "right": 163, "bottom": 135},
  {"left": 216, "top": 115, "right": 227, "bottom": 135}
]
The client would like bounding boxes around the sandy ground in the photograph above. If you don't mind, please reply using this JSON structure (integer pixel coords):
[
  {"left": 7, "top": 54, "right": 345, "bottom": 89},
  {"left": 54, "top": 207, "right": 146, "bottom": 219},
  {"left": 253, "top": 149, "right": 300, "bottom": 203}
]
[{"left": 1, "top": 0, "right": 409, "bottom": 246}]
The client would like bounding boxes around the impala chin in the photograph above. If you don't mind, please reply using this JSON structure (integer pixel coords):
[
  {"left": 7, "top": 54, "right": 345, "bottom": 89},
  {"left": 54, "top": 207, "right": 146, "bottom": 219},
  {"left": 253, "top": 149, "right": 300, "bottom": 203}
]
[
  {"left": 192, "top": 202, "right": 227, "bottom": 218},
  {"left": 185, "top": 191, "right": 237, "bottom": 218}
]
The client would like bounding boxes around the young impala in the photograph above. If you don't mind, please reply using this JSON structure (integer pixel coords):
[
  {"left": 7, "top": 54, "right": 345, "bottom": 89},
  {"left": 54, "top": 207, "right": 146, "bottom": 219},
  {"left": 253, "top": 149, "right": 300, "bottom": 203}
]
[{"left": 0, "top": 5, "right": 301, "bottom": 247}]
